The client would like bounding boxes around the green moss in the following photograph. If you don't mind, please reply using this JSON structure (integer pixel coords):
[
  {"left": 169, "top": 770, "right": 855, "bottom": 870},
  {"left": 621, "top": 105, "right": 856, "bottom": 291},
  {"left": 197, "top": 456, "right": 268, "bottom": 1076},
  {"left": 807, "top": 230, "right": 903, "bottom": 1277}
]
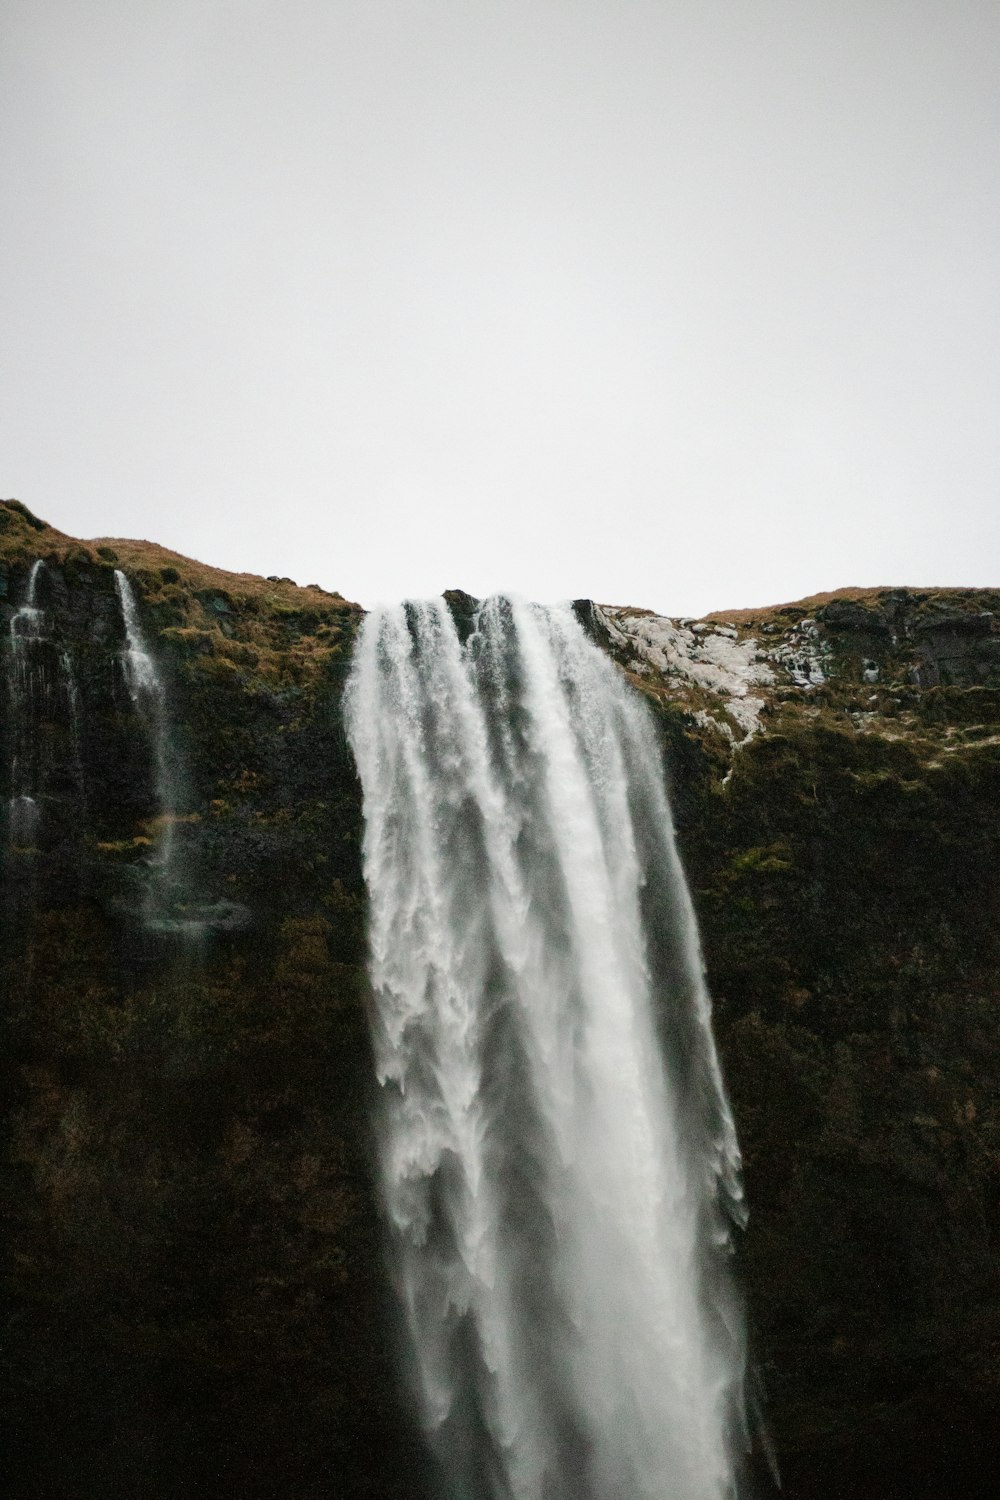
[
  {"left": 161, "top": 626, "right": 217, "bottom": 655},
  {"left": 3, "top": 499, "right": 47, "bottom": 530},
  {"left": 95, "top": 836, "right": 155, "bottom": 859},
  {"left": 194, "top": 655, "right": 241, "bottom": 682},
  {"left": 729, "top": 842, "right": 794, "bottom": 874}
]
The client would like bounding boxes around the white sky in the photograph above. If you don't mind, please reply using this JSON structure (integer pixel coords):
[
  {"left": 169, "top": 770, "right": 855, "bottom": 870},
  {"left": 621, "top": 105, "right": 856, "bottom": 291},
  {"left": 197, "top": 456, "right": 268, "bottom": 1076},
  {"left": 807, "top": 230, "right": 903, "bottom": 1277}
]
[{"left": 2, "top": 1, "right": 998, "bottom": 614}]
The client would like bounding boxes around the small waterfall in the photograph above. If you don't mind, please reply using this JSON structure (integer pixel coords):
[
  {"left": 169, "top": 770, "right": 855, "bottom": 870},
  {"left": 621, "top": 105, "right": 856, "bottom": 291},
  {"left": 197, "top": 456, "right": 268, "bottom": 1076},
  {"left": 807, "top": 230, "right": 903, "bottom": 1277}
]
[
  {"left": 346, "top": 597, "right": 747, "bottom": 1500},
  {"left": 8, "top": 560, "right": 46, "bottom": 844},
  {"left": 7, "top": 560, "right": 83, "bottom": 849},
  {"left": 114, "top": 569, "right": 181, "bottom": 922},
  {"left": 112, "top": 569, "right": 247, "bottom": 942}
]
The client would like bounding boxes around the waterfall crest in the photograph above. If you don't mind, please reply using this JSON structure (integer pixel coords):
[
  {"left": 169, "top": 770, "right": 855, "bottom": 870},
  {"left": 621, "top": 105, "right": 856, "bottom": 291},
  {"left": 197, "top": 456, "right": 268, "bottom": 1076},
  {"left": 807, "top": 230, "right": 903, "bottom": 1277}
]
[{"left": 346, "top": 597, "right": 747, "bottom": 1500}]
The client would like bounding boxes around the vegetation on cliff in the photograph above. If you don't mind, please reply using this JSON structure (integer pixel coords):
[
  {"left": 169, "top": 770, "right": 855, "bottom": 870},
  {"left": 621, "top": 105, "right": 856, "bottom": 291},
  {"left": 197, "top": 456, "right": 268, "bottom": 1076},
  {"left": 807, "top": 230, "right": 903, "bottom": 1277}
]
[
  {"left": 601, "top": 587, "right": 1000, "bottom": 1498},
  {"left": 0, "top": 500, "right": 420, "bottom": 1496},
  {"left": 1, "top": 498, "right": 998, "bottom": 1498}
]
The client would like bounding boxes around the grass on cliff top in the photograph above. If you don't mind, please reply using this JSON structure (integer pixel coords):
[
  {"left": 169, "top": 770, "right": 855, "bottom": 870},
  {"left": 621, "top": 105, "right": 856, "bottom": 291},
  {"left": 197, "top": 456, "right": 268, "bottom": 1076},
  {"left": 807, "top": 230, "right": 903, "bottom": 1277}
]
[
  {"left": 6, "top": 498, "right": 996, "bottom": 631},
  {"left": 704, "top": 584, "right": 1000, "bottom": 625},
  {"left": 0, "top": 499, "right": 360, "bottom": 614}
]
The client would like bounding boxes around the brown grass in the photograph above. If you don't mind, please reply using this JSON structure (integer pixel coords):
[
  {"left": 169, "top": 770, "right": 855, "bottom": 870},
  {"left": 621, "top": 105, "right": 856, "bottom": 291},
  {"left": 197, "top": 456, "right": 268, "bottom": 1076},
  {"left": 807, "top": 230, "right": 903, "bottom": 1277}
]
[
  {"left": 702, "top": 585, "right": 998, "bottom": 623},
  {"left": 92, "top": 536, "right": 360, "bottom": 611},
  {"left": 1, "top": 500, "right": 359, "bottom": 613}
]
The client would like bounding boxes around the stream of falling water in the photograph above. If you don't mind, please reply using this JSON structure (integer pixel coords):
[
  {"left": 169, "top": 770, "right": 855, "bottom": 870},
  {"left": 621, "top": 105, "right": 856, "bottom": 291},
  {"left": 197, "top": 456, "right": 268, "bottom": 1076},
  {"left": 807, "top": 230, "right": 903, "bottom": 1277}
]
[
  {"left": 114, "top": 569, "right": 178, "bottom": 918},
  {"left": 346, "top": 597, "right": 747, "bottom": 1500},
  {"left": 7, "top": 560, "right": 84, "bottom": 847},
  {"left": 8, "top": 560, "right": 46, "bottom": 844}
]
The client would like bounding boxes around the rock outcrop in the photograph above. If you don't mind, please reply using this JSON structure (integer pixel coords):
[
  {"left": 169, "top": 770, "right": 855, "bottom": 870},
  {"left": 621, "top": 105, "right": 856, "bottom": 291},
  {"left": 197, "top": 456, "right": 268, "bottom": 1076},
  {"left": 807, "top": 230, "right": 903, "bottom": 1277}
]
[
  {"left": 591, "top": 586, "right": 1000, "bottom": 1500},
  {"left": 2, "top": 499, "right": 998, "bottom": 1499}
]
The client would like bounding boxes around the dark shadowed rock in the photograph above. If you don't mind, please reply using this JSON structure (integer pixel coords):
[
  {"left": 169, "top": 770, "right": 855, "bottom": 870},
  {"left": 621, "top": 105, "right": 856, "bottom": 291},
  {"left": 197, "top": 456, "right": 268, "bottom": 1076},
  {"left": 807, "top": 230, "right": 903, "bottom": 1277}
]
[{"left": 1, "top": 502, "right": 998, "bottom": 1500}]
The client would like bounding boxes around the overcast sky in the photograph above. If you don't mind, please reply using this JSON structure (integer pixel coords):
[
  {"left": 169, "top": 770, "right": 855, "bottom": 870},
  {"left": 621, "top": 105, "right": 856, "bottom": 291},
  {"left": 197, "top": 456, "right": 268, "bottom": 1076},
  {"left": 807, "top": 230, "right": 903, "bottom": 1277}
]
[{"left": 2, "top": 1, "right": 998, "bottom": 614}]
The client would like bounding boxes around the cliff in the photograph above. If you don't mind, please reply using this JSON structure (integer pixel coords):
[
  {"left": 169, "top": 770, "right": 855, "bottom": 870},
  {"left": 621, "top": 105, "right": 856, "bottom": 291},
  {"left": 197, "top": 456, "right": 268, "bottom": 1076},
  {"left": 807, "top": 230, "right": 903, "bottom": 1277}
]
[
  {"left": 2, "top": 498, "right": 998, "bottom": 1498},
  {"left": 590, "top": 591, "right": 1000, "bottom": 1498}
]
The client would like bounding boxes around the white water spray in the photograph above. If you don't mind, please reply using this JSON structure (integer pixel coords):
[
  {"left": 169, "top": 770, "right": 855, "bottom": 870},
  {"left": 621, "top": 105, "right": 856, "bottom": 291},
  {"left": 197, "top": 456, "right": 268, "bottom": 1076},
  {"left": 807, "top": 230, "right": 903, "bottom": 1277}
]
[
  {"left": 7, "top": 560, "right": 84, "bottom": 847},
  {"left": 113, "top": 569, "right": 243, "bottom": 941},
  {"left": 346, "top": 597, "right": 747, "bottom": 1500},
  {"left": 8, "top": 561, "right": 46, "bottom": 844},
  {"left": 114, "top": 570, "right": 180, "bottom": 914}
]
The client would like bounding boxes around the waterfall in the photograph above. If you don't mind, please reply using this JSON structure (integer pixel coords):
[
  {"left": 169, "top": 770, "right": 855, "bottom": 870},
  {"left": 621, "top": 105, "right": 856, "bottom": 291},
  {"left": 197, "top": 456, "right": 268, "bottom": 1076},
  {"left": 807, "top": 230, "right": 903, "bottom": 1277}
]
[
  {"left": 112, "top": 568, "right": 247, "bottom": 941},
  {"left": 114, "top": 569, "right": 180, "bottom": 919},
  {"left": 7, "top": 560, "right": 83, "bottom": 848},
  {"left": 346, "top": 597, "right": 747, "bottom": 1500},
  {"left": 8, "top": 560, "right": 46, "bottom": 844}
]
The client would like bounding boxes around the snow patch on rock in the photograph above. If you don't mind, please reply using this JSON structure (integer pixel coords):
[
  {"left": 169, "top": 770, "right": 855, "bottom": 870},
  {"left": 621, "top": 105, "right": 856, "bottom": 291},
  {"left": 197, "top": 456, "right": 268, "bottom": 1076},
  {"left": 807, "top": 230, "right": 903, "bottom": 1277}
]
[
  {"left": 596, "top": 605, "right": 775, "bottom": 741},
  {"left": 765, "top": 618, "right": 830, "bottom": 687}
]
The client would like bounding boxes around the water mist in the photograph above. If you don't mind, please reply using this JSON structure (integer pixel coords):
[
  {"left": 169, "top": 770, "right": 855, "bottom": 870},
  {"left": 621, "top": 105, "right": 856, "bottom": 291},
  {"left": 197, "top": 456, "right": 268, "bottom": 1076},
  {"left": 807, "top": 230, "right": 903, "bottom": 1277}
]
[
  {"left": 7, "top": 560, "right": 84, "bottom": 848},
  {"left": 346, "top": 596, "right": 748, "bottom": 1500},
  {"left": 114, "top": 569, "right": 184, "bottom": 925}
]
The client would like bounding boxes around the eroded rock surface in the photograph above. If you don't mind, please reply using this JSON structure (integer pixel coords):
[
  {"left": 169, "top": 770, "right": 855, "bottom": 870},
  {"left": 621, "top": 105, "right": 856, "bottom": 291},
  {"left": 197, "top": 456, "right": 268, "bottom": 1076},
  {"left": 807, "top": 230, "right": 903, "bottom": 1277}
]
[{"left": 2, "top": 501, "right": 998, "bottom": 1499}]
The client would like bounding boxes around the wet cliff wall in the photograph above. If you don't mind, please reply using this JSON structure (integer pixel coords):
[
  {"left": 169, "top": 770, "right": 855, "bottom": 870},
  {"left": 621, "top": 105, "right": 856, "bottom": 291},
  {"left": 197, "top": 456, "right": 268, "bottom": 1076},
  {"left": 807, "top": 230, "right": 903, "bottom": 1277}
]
[
  {"left": 0, "top": 501, "right": 420, "bottom": 1498},
  {"left": 2, "top": 498, "right": 998, "bottom": 1499},
  {"left": 596, "top": 588, "right": 1000, "bottom": 1500}
]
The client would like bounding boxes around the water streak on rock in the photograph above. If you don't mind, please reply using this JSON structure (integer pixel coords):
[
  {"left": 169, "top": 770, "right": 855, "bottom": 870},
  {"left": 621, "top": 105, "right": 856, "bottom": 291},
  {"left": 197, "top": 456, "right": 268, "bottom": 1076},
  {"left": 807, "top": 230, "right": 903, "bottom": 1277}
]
[
  {"left": 7, "top": 560, "right": 83, "bottom": 848},
  {"left": 115, "top": 569, "right": 181, "bottom": 921}
]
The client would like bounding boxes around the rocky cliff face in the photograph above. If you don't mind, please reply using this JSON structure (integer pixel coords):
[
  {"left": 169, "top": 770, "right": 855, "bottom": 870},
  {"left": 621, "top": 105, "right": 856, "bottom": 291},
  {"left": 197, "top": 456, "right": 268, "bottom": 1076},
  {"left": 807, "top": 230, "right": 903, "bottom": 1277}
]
[
  {"left": 2, "top": 498, "right": 998, "bottom": 1499},
  {"left": 589, "top": 590, "right": 1000, "bottom": 1498}
]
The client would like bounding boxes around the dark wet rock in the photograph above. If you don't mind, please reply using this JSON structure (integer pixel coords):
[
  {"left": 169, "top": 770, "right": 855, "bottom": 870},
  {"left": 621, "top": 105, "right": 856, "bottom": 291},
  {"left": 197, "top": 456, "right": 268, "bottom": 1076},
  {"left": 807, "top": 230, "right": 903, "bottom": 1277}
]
[
  {"left": 1, "top": 502, "right": 998, "bottom": 1500},
  {"left": 816, "top": 599, "right": 892, "bottom": 635}
]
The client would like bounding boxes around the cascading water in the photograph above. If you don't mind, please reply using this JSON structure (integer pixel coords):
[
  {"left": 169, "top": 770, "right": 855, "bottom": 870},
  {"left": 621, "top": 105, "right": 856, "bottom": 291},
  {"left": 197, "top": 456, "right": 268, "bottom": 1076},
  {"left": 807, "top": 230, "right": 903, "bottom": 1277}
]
[
  {"left": 7, "top": 559, "right": 84, "bottom": 847},
  {"left": 113, "top": 568, "right": 246, "bottom": 942},
  {"left": 8, "top": 559, "right": 46, "bottom": 844},
  {"left": 346, "top": 596, "right": 748, "bottom": 1500},
  {"left": 114, "top": 569, "right": 180, "bottom": 920}
]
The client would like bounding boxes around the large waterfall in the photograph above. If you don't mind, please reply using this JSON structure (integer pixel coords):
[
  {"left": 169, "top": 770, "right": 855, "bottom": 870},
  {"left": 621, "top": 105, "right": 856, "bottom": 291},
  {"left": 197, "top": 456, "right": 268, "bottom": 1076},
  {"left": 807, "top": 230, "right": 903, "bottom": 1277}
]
[{"left": 346, "top": 596, "right": 748, "bottom": 1500}]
